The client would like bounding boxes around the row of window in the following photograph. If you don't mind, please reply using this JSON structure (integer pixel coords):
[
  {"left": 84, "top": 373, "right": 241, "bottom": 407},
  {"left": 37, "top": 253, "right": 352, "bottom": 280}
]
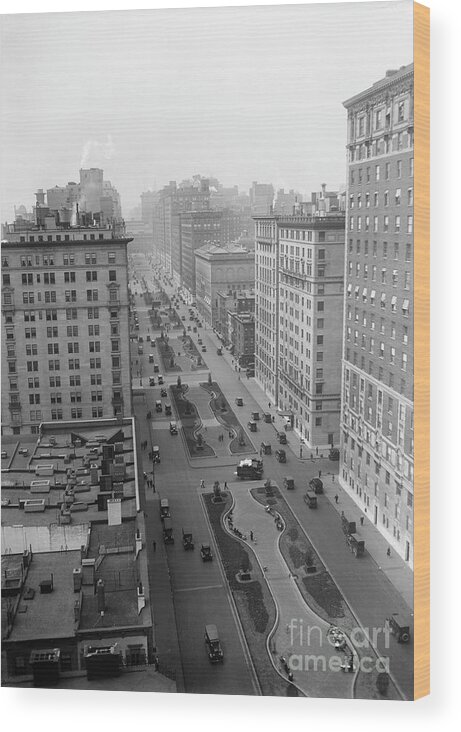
[
  {"left": 344, "top": 349, "right": 408, "bottom": 396},
  {"left": 349, "top": 188, "right": 413, "bottom": 209},
  {"left": 345, "top": 331, "right": 409, "bottom": 369},
  {"left": 350, "top": 158, "right": 413, "bottom": 186},
  {"left": 18, "top": 307, "right": 118, "bottom": 322},
  {"left": 2, "top": 252, "right": 117, "bottom": 268},
  {"left": 348, "top": 239, "right": 411, "bottom": 261},
  {"left": 346, "top": 285, "right": 410, "bottom": 315},
  {"left": 346, "top": 307, "right": 409, "bottom": 343},
  {"left": 2, "top": 270, "right": 117, "bottom": 286},
  {"left": 349, "top": 214, "right": 413, "bottom": 234},
  {"left": 11, "top": 355, "right": 124, "bottom": 373},
  {"left": 347, "top": 264, "right": 411, "bottom": 289},
  {"left": 18, "top": 374, "right": 106, "bottom": 388}
]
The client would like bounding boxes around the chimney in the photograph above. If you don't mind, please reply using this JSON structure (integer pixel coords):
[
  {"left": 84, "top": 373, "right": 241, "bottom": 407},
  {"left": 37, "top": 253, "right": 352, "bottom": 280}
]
[
  {"left": 137, "top": 582, "right": 146, "bottom": 614},
  {"left": 73, "top": 567, "right": 82, "bottom": 592},
  {"left": 74, "top": 599, "right": 81, "bottom": 624},
  {"left": 96, "top": 578, "right": 105, "bottom": 615},
  {"left": 135, "top": 528, "right": 143, "bottom": 557}
]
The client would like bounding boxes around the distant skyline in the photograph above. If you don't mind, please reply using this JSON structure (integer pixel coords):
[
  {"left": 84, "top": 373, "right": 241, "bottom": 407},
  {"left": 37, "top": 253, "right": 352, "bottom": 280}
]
[{"left": 0, "top": 1, "right": 413, "bottom": 220}]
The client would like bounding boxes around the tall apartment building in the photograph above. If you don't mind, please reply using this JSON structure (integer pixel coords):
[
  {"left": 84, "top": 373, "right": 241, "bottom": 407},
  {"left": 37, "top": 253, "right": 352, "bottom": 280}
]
[
  {"left": 254, "top": 217, "right": 279, "bottom": 405},
  {"left": 340, "top": 64, "right": 414, "bottom": 565},
  {"left": 179, "top": 210, "right": 223, "bottom": 303},
  {"left": 153, "top": 179, "right": 211, "bottom": 278},
  {"left": 194, "top": 243, "right": 255, "bottom": 326},
  {"left": 1, "top": 191, "right": 133, "bottom": 436},
  {"left": 249, "top": 182, "right": 274, "bottom": 215},
  {"left": 254, "top": 189, "right": 345, "bottom": 447}
]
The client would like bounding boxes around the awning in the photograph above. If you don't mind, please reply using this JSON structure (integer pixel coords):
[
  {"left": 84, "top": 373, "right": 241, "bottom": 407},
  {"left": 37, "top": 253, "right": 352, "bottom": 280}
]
[{"left": 402, "top": 299, "right": 409, "bottom": 310}]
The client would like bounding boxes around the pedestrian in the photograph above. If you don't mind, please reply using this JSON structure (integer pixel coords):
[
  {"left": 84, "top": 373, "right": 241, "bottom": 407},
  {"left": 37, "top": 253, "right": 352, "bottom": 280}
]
[
  {"left": 360, "top": 516, "right": 364, "bottom": 526},
  {"left": 272, "top": 416, "right": 275, "bottom": 422},
  {"left": 154, "top": 655, "right": 159, "bottom": 672},
  {"left": 386, "top": 547, "right": 391, "bottom": 558},
  {"left": 334, "top": 494, "right": 339, "bottom": 504},
  {"left": 250, "top": 530, "right": 254, "bottom": 541},
  {"left": 224, "top": 481, "right": 228, "bottom": 489},
  {"left": 153, "top": 540, "right": 156, "bottom": 552},
  {"left": 200, "top": 479, "right": 205, "bottom": 489},
  {"left": 318, "top": 470, "right": 322, "bottom": 478},
  {"left": 316, "top": 446, "right": 319, "bottom": 456},
  {"left": 332, "top": 475, "right": 335, "bottom": 482},
  {"left": 268, "top": 402, "right": 271, "bottom": 409}
]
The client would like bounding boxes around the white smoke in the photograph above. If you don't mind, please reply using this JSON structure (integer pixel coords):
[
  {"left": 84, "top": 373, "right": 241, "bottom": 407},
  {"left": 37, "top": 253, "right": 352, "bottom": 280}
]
[{"left": 80, "top": 135, "right": 115, "bottom": 168}]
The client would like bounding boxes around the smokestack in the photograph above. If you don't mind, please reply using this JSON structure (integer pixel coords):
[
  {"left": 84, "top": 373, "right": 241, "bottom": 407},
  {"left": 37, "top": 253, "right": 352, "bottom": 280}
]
[
  {"left": 137, "top": 582, "right": 146, "bottom": 614},
  {"left": 96, "top": 578, "right": 105, "bottom": 615}
]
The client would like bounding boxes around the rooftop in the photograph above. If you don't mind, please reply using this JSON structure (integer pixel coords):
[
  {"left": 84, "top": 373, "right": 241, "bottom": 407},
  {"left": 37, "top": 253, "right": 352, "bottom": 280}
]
[
  {"left": 343, "top": 63, "right": 413, "bottom": 108},
  {"left": 1, "top": 419, "right": 137, "bottom": 537},
  {"left": 3, "top": 550, "right": 80, "bottom": 642}
]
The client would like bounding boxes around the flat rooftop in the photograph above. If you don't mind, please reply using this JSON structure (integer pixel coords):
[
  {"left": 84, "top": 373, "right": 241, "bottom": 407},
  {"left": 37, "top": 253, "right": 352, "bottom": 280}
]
[
  {"left": 1, "top": 421, "right": 137, "bottom": 531},
  {"left": 4, "top": 550, "right": 80, "bottom": 642}
]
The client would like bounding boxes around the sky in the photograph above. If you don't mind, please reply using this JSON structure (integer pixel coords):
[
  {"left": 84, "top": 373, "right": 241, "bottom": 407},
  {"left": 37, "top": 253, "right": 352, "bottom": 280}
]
[{"left": 0, "top": 0, "right": 413, "bottom": 219}]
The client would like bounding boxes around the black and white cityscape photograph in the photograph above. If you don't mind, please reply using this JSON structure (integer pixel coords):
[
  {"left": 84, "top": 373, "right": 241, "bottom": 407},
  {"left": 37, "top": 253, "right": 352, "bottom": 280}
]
[{"left": 1, "top": 0, "right": 416, "bottom": 701}]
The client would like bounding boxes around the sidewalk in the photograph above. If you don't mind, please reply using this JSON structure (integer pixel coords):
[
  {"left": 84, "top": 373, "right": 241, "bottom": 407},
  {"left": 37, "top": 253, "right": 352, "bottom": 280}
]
[
  {"left": 321, "top": 474, "right": 414, "bottom": 610},
  {"left": 135, "top": 393, "right": 186, "bottom": 692}
]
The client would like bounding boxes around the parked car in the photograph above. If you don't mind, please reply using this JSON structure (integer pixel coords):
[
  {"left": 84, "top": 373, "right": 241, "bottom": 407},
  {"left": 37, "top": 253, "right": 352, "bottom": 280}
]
[
  {"left": 275, "top": 449, "right": 286, "bottom": 463},
  {"left": 201, "top": 346, "right": 207, "bottom": 352},
  {"left": 155, "top": 400, "right": 162, "bottom": 413},
  {"left": 169, "top": 421, "right": 178, "bottom": 435},
  {"left": 164, "top": 403, "right": 172, "bottom": 416},
  {"left": 235, "top": 397, "right": 244, "bottom": 406},
  {"left": 277, "top": 431, "right": 287, "bottom": 445},
  {"left": 200, "top": 544, "right": 213, "bottom": 561},
  {"left": 149, "top": 376, "right": 156, "bottom": 386},
  {"left": 283, "top": 476, "right": 295, "bottom": 490},
  {"left": 160, "top": 387, "right": 168, "bottom": 397},
  {"left": 248, "top": 420, "right": 257, "bottom": 432},
  {"left": 182, "top": 529, "right": 194, "bottom": 550},
  {"left": 216, "top": 347, "right": 222, "bottom": 356},
  {"left": 157, "top": 375, "right": 164, "bottom": 385},
  {"left": 18, "top": 448, "right": 29, "bottom": 456},
  {"left": 1, "top": 450, "right": 8, "bottom": 459}
]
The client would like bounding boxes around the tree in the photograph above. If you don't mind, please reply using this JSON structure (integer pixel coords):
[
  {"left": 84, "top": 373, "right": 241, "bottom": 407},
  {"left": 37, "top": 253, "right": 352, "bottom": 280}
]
[
  {"left": 213, "top": 480, "right": 221, "bottom": 498},
  {"left": 197, "top": 432, "right": 204, "bottom": 448},
  {"left": 177, "top": 375, "right": 182, "bottom": 388},
  {"left": 238, "top": 428, "right": 245, "bottom": 446},
  {"left": 208, "top": 372, "right": 212, "bottom": 386},
  {"left": 170, "top": 356, "right": 175, "bottom": 367},
  {"left": 305, "top": 549, "right": 314, "bottom": 568}
]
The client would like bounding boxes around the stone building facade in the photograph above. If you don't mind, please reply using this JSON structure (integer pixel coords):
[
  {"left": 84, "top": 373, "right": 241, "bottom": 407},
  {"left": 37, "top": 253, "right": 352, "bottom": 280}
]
[
  {"left": 340, "top": 64, "right": 414, "bottom": 565},
  {"left": 1, "top": 211, "right": 132, "bottom": 435}
]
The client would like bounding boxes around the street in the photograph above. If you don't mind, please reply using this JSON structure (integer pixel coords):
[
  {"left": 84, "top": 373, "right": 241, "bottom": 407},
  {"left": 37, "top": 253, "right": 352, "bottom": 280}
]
[{"left": 130, "top": 254, "right": 413, "bottom": 700}]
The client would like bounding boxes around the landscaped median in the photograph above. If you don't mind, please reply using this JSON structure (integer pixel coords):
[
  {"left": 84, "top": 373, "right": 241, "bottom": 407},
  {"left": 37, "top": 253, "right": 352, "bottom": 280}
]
[
  {"left": 202, "top": 491, "right": 299, "bottom": 697},
  {"left": 250, "top": 487, "right": 401, "bottom": 700},
  {"left": 170, "top": 384, "right": 215, "bottom": 458},
  {"left": 200, "top": 381, "right": 255, "bottom": 455}
]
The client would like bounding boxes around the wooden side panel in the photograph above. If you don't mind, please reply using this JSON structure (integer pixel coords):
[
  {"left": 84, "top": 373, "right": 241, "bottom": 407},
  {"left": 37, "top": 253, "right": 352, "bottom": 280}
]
[{"left": 413, "top": 0, "right": 430, "bottom": 701}]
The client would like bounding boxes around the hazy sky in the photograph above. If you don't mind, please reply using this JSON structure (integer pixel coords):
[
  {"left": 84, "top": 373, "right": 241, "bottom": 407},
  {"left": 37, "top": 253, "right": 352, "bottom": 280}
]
[{"left": 0, "top": 1, "right": 413, "bottom": 219}]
